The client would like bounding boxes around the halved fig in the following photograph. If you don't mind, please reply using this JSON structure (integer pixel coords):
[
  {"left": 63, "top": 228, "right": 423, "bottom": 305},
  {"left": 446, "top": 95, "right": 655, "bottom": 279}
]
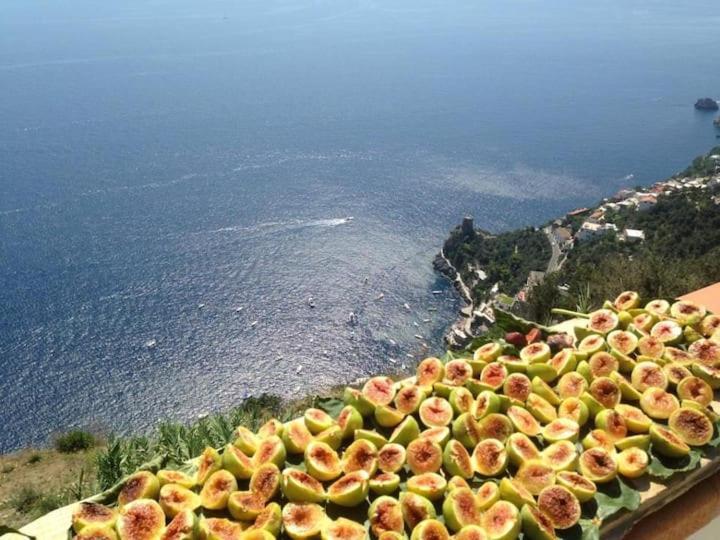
[
  {"left": 445, "top": 359, "right": 474, "bottom": 386},
  {"left": 526, "top": 393, "right": 557, "bottom": 424},
  {"left": 506, "top": 432, "right": 541, "bottom": 466},
  {"left": 375, "top": 405, "right": 406, "bottom": 428},
  {"left": 72, "top": 502, "right": 117, "bottom": 533},
  {"left": 638, "top": 336, "right": 664, "bottom": 359},
  {"left": 281, "top": 468, "right": 326, "bottom": 503},
  {"left": 227, "top": 490, "right": 265, "bottom": 521},
  {"left": 542, "top": 418, "right": 579, "bottom": 443},
  {"left": 689, "top": 339, "right": 720, "bottom": 367},
  {"left": 480, "top": 501, "right": 520, "bottom": 540},
  {"left": 369, "top": 472, "right": 401, "bottom": 495},
  {"left": 389, "top": 415, "right": 420, "bottom": 447},
  {"left": 671, "top": 300, "right": 706, "bottom": 325},
  {"left": 615, "top": 404, "right": 652, "bottom": 433},
  {"left": 498, "top": 477, "right": 535, "bottom": 509},
  {"left": 116, "top": 500, "right": 164, "bottom": 540},
  {"left": 650, "top": 423, "right": 691, "bottom": 457},
  {"left": 475, "top": 342, "right": 503, "bottom": 362},
  {"left": 447, "top": 476, "right": 471, "bottom": 492},
  {"left": 664, "top": 363, "right": 692, "bottom": 387},
  {"left": 651, "top": 320, "right": 683, "bottom": 345},
  {"left": 316, "top": 426, "right": 344, "bottom": 451},
  {"left": 250, "top": 463, "right": 281, "bottom": 501},
  {"left": 578, "top": 334, "right": 606, "bottom": 356},
  {"left": 537, "top": 486, "right": 580, "bottom": 530},
  {"left": 631, "top": 361, "right": 668, "bottom": 392},
  {"left": 480, "top": 363, "right": 508, "bottom": 390},
  {"left": 503, "top": 373, "right": 532, "bottom": 402},
  {"left": 526, "top": 363, "right": 558, "bottom": 384},
  {"left": 607, "top": 330, "right": 638, "bottom": 355},
  {"left": 417, "top": 357, "right": 445, "bottom": 387},
  {"left": 406, "top": 472, "right": 447, "bottom": 501},
  {"left": 434, "top": 380, "right": 455, "bottom": 398},
  {"left": 520, "top": 342, "right": 551, "bottom": 364},
  {"left": 378, "top": 443, "right": 406, "bottom": 473},
  {"left": 668, "top": 407, "right": 714, "bottom": 446},
  {"left": 395, "top": 385, "right": 425, "bottom": 415},
  {"left": 455, "top": 525, "right": 490, "bottom": 540},
  {"left": 448, "top": 387, "right": 474, "bottom": 416},
  {"left": 407, "top": 438, "right": 443, "bottom": 474},
  {"left": 362, "top": 376, "right": 396, "bottom": 407},
  {"left": 419, "top": 426, "right": 451, "bottom": 447},
  {"left": 556, "top": 471, "right": 597, "bottom": 503},
  {"left": 615, "top": 434, "right": 651, "bottom": 451},
  {"left": 532, "top": 377, "right": 561, "bottom": 406},
  {"left": 251, "top": 502, "right": 282, "bottom": 536},
  {"left": 556, "top": 373, "right": 587, "bottom": 399},
  {"left": 342, "top": 439, "right": 378, "bottom": 476},
  {"left": 588, "top": 309, "right": 619, "bottom": 335},
  {"left": 582, "top": 429, "right": 615, "bottom": 453},
  {"left": 589, "top": 377, "right": 621, "bottom": 409},
  {"left": 157, "top": 469, "right": 195, "bottom": 489},
  {"left": 595, "top": 409, "right": 627, "bottom": 441},
  {"left": 201, "top": 518, "right": 243, "bottom": 540},
  {"left": 614, "top": 291, "right": 640, "bottom": 311},
  {"left": 252, "top": 435, "right": 287, "bottom": 468},
  {"left": 320, "top": 517, "right": 366, "bottom": 540},
  {"left": 410, "top": 519, "right": 451, "bottom": 540},
  {"left": 520, "top": 504, "right": 555, "bottom": 540},
  {"left": 617, "top": 447, "right": 649, "bottom": 478},
  {"left": 74, "top": 528, "right": 118, "bottom": 540},
  {"left": 327, "top": 471, "right": 370, "bottom": 507},
  {"left": 664, "top": 347, "right": 693, "bottom": 364},
  {"left": 640, "top": 387, "right": 679, "bottom": 419},
  {"left": 223, "top": 444, "right": 254, "bottom": 480},
  {"left": 610, "top": 371, "right": 642, "bottom": 401},
  {"left": 677, "top": 376, "right": 713, "bottom": 406},
  {"left": 159, "top": 484, "right": 200, "bottom": 517},
  {"left": 515, "top": 459, "right": 555, "bottom": 495},
  {"left": 443, "top": 439, "right": 474, "bottom": 479},
  {"left": 548, "top": 349, "right": 576, "bottom": 377},
  {"left": 507, "top": 406, "right": 542, "bottom": 437},
  {"left": 477, "top": 413, "right": 514, "bottom": 443},
  {"left": 579, "top": 447, "right": 617, "bottom": 483},
  {"left": 557, "top": 398, "right": 588, "bottom": 426},
  {"left": 443, "top": 487, "right": 482, "bottom": 532},
  {"left": 400, "top": 491, "right": 437, "bottom": 530},
  {"left": 452, "top": 412, "right": 482, "bottom": 448},
  {"left": 476, "top": 481, "right": 500, "bottom": 510},
  {"left": 304, "top": 408, "right": 334, "bottom": 434},
  {"left": 200, "top": 469, "right": 237, "bottom": 510},
  {"left": 542, "top": 441, "right": 578, "bottom": 472},
  {"left": 419, "top": 397, "right": 454, "bottom": 427},
  {"left": 691, "top": 364, "right": 720, "bottom": 389},
  {"left": 161, "top": 509, "right": 197, "bottom": 540},
  {"left": 343, "top": 387, "right": 375, "bottom": 417},
  {"left": 474, "top": 391, "right": 501, "bottom": 419},
  {"left": 498, "top": 354, "right": 530, "bottom": 374},
  {"left": 589, "top": 352, "right": 619, "bottom": 378},
  {"left": 118, "top": 472, "right": 160, "bottom": 508},
  {"left": 700, "top": 314, "right": 720, "bottom": 337},
  {"left": 282, "top": 503, "right": 327, "bottom": 540},
  {"left": 256, "top": 418, "right": 284, "bottom": 440},
  {"left": 645, "top": 299, "right": 670, "bottom": 316}
]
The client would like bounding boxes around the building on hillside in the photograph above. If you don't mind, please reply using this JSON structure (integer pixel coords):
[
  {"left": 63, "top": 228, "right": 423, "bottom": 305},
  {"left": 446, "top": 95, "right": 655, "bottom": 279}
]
[
  {"left": 553, "top": 227, "right": 573, "bottom": 249},
  {"left": 589, "top": 208, "right": 606, "bottom": 220},
  {"left": 567, "top": 207, "right": 590, "bottom": 218},
  {"left": 637, "top": 194, "right": 657, "bottom": 211},
  {"left": 622, "top": 229, "right": 645, "bottom": 242},
  {"left": 575, "top": 221, "right": 617, "bottom": 242},
  {"left": 613, "top": 188, "right": 636, "bottom": 201}
]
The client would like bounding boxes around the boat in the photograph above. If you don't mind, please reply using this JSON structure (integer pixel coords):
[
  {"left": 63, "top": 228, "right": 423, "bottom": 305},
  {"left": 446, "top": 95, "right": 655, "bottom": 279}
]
[
  {"left": 375, "top": 293, "right": 385, "bottom": 301},
  {"left": 234, "top": 306, "right": 244, "bottom": 313},
  {"left": 432, "top": 290, "right": 443, "bottom": 295},
  {"left": 145, "top": 339, "right": 157, "bottom": 349},
  {"left": 197, "top": 303, "right": 205, "bottom": 309},
  {"left": 414, "top": 334, "right": 424, "bottom": 340},
  {"left": 296, "top": 365, "right": 303, "bottom": 373},
  {"left": 348, "top": 312, "right": 358, "bottom": 325},
  {"left": 250, "top": 320, "right": 258, "bottom": 328},
  {"left": 403, "top": 303, "right": 411, "bottom": 311},
  {"left": 422, "top": 318, "right": 431, "bottom": 323},
  {"left": 308, "top": 297, "right": 316, "bottom": 308}
]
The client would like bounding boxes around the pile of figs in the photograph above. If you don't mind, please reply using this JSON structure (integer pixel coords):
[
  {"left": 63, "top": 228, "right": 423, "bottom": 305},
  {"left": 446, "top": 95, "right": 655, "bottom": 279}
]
[{"left": 71, "top": 291, "right": 720, "bottom": 540}]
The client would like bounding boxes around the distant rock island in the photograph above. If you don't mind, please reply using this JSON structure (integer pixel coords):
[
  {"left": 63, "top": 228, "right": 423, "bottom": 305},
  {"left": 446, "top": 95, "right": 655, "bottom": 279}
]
[{"left": 695, "top": 97, "right": 719, "bottom": 110}]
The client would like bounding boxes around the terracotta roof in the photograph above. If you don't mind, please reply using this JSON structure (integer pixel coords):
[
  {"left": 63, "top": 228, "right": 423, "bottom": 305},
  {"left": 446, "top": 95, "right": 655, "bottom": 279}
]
[{"left": 680, "top": 281, "right": 720, "bottom": 314}]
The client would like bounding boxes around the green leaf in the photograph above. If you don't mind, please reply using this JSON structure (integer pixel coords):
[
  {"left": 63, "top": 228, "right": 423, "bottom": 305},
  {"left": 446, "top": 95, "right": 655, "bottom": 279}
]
[
  {"left": 647, "top": 448, "right": 702, "bottom": 479},
  {"left": 315, "top": 396, "right": 346, "bottom": 418},
  {"left": 707, "top": 422, "right": 720, "bottom": 447},
  {"left": 494, "top": 307, "right": 555, "bottom": 335},
  {"left": 594, "top": 478, "right": 641, "bottom": 520},
  {"left": 0, "top": 526, "right": 35, "bottom": 539},
  {"left": 557, "top": 518, "right": 600, "bottom": 540}
]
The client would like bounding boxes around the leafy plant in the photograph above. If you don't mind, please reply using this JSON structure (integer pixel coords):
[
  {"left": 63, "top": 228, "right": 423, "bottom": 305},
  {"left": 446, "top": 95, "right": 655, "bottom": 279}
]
[{"left": 54, "top": 430, "right": 96, "bottom": 453}]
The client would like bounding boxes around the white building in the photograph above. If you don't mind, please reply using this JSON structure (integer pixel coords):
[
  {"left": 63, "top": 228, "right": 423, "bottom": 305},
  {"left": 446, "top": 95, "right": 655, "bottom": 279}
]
[
  {"left": 576, "top": 222, "right": 617, "bottom": 242},
  {"left": 637, "top": 194, "right": 657, "bottom": 212},
  {"left": 623, "top": 229, "right": 645, "bottom": 242}
]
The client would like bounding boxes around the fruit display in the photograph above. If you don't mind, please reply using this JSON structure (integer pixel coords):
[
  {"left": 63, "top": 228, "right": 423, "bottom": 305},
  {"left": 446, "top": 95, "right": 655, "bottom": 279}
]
[{"left": 71, "top": 292, "right": 720, "bottom": 539}]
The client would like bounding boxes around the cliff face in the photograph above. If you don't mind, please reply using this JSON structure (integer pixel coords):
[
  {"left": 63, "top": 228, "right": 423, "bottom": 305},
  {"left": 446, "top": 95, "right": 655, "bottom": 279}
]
[{"left": 695, "top": 97, "right": 719, "bottom": 111}]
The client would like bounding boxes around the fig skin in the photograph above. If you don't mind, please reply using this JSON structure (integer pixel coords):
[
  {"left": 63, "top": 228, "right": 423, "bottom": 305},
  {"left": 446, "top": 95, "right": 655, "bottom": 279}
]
[
  {"left": 389, "top": 415, "right": 420, "bottom": 447},
  {"left": 476, "top": 481, "right": 501, "bottom": 510},
  {"left": 443, "top": 439, "right": 474, "bottom": 479},
  {"left": 195, "top": 447, "right": 222, "bottom": 486},
  {"left": 520, "top": 504, "right": 556, "bottom": 540},
  {"left": 555, "top": 471, "right": 596, "bottom": 503},
  {"left": 370, "top": 472, "right": 401, "bottom": 495},
  {"left": 74, "top": 528, "right": 119, "bottom": 540},
  {"left": 515, "top": 460, "right": 555, "bottom": 496},
  {"left": 327, "top": 471, "right": 370, "bottom": 507},
  {"left": 118, "top": 471, "right": 160, "bottom": 507},
  {"left": 400, "top": 491, "right": 437, "bottom": 530},
  {"left": 281, "top": 469, "right": 326, "bottom": 503},
  {"left": 72, "top": 502, "right": 117, "bottom": 533},
  {"left": 443, "top": 487, "right": 483, "bottom": 532}
]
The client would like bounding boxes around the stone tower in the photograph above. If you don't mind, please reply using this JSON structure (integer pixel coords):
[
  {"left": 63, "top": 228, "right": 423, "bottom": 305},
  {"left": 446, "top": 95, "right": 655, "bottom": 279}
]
[{"left": 461, "top": 215, "right": 474, "bottom": 237}]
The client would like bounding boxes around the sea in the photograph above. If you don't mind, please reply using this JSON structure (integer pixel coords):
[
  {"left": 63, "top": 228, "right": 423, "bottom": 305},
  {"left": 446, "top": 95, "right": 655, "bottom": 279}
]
[{"left": 1, "top": 0, "right": 719, "bottom": 452}]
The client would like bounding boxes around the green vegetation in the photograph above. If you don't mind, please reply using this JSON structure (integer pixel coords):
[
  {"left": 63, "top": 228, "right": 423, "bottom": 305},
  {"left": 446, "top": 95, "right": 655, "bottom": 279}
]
[
  {"left": 54, "top": 430, "right": 96, "bottom": 453},
  {"left": 444, "top": 226, "right": 551, "bottom": 301},
  {"left": 679, "top": 145, "right": 720, "bottom": 177}
]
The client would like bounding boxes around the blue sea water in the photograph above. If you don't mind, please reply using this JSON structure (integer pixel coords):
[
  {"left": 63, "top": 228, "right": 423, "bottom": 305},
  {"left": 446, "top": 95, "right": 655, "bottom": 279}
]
[{"left": 1, "top": 1, "right": 719, "bottom": 452}]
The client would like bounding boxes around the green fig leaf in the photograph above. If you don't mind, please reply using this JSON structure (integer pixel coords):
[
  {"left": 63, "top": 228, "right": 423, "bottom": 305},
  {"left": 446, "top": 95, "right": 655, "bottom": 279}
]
[
  {"left": 594, "top": 478, "right": 641, "bottom": 520},
  {"left": 0, "top": 527, "right": 35, "bottom": 539},
  {"left": 707, "top": 422, "right": 720, "bottom": 447},
  {"left": 441, "top": 350, "right": 459, "bottom": 362},
  {"left": 314, "top": 396, "right": 346, "bottom": 418},
  {"left": 557, "top": 518, "right": 600, "bottom": 540},
  {"left": 494, "top": 307, "right": 555, "bottom": 335},
  {"left": 647, "top": 448, "right": 702, "bottom": 479}
]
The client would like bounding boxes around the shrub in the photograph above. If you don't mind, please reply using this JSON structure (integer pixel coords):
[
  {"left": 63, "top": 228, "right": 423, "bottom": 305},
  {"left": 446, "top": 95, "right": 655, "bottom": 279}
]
[
  {"left": 54, "top": 430, "right": 96, "bottom": 453},
  {"left": 27, "top": 453, "right": 42, "bottom": 464}
]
